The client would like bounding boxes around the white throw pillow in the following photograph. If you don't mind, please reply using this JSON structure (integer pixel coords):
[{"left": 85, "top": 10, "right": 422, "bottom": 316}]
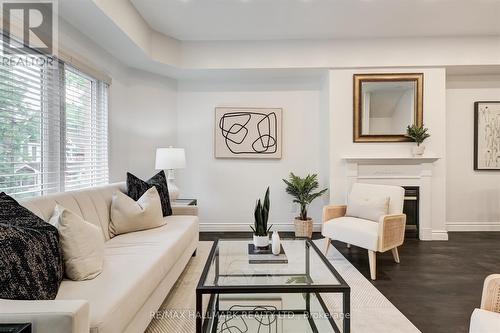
[
  {"left": 346, "top": 193, "right": 390, "bottom": 222},
  {"left": 49, "top": 205, "right": 105, "bottom": 281},
  {"left": 109, "top": 186, "right": 165, "bottom": 237}
]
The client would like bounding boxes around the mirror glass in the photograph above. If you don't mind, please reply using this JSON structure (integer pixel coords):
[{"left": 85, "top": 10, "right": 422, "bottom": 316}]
[{"left": 360, "top": 81, "right": 416, "bottom": 135}]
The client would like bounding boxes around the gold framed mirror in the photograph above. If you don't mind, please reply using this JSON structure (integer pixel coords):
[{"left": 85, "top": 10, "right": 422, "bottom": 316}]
[{"left": 353, "top": 73, "right": 423, "bottom": 142}]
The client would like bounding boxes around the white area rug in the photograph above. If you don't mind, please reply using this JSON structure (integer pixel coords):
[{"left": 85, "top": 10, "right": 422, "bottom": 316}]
[{"left": 146, "top": 240, "right": 420, "bottom": 333}]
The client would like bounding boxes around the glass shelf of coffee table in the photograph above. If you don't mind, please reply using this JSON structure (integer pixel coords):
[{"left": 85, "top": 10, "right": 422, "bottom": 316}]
[{"left": 196, "top": 239, "right": 350, "bottom": 333}]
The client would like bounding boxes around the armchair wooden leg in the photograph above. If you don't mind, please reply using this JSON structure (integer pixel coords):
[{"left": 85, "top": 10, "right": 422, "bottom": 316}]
[
  {"left": 346, "top": 243, "right": 351, "bottom": 249},
  {"left": 324, "top": 237, "right": 331, "bottom": 254},
  {"left": 391, "top": 247, "right": 400, "bottom": 263},
  {"left": 368, "top": 250, "right": 376, "bottom": 280}
]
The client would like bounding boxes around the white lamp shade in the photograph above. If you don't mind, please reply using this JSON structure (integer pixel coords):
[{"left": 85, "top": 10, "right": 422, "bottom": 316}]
[{"left": 155, "top": 148, "right": 186, "bottom": 170}]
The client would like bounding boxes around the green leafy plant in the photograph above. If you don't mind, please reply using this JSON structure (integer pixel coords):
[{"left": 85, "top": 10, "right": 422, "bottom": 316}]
[
  {"left": 250, "top": 187, "right": 272, "bottom": 236},
  {"left": 406, "top": 124, "right": 430, "bottom": 146},
  {"left": 283, "top": 173, "right": 328, "bottom": 221}
]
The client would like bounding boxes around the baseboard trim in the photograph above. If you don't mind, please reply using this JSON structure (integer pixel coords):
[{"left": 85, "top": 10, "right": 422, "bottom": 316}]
[
  {"left": 199, "top": 223, "right": 322, "bottom": 233},
  {"left": 420, "top": 228, "right": 448, "bottom": 241},
  {"left": 199, "top": 223, "right": 451, "bottom": 240},
  {"left": 446, "top": 222, "right": 500, "bottom": 232},
  {"left": 431, "top": 230, "right": 449, "bottom": 240}
]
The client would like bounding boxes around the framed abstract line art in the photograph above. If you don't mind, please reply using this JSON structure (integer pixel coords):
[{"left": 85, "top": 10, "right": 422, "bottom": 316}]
[
  {"left": 474, "top": 101, "right": 500, "bottom": 170},
  {"left": 215, "top": 107, "right": 283, "bottom": 159}
]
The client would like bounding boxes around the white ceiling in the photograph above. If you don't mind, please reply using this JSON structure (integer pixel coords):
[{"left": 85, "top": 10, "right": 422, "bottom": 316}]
[{"left": 130, "top": 0, "right": 500, "bottom": 41}]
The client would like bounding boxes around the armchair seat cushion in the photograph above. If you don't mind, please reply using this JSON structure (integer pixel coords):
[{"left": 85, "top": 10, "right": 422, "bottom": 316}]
[
  {"left": 469, "top": 308, "right": 500, "bottom": 333},
  {"left": 322, "top": 216, "right": 379, "bottom": 251}
]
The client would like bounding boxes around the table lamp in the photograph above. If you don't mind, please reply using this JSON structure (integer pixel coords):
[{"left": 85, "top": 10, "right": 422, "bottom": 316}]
[{"left": 155, "top": 147, "right": 186, "bottom": 200}]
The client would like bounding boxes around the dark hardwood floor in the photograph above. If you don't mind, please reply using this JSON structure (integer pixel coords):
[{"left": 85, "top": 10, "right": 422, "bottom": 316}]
[{"left": 200, "top": 231, "right": 500, "bottom": 333}]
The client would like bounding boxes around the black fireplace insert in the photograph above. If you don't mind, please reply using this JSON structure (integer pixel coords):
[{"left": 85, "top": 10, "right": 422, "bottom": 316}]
[{"left": 402, "top": 186, "right": 419, "bottom": 238}]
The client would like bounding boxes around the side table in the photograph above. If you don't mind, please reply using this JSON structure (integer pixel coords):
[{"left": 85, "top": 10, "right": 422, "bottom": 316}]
[{"left": 171, "top": 198, "right": 198, "bottom": 216}]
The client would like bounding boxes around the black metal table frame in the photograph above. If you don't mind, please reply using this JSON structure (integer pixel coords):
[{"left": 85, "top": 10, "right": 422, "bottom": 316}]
[
  {"left": 0, "top": 323, "right": 31, "bottom": 333},
  {"left": 196, "top": 239, "right": 351, "bottom": 333}
]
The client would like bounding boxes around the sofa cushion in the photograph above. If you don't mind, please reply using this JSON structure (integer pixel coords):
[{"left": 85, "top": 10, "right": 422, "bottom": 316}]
[
  {"left": 109, "top": 187, "right": 164, "bottom": 237},
  {"left": 20, "top": 183, "right": 126, "bottom": 241},
  {"left": 55, "top": 215, "right": 198, "bottom": 333},
  {"left": 0, "top": 192, "right": 64, "bottom": 300},
  {"left": 49, "top": 205, "right": 105, "bottom": 281},
  {"left": 346, "top": 193, "right": 389, "bottom": 222},
  {"left": 349, "top": 183, "right": 405, "bottom": 215},
  {"left": 127, "top": 171, "right": 172, "bottom": 217},
  {"left": 469, "top": 308, "right": 500, "bottom": 333},
  {"left": 322, "top": 216, "right": 379, "bottom": 251}
]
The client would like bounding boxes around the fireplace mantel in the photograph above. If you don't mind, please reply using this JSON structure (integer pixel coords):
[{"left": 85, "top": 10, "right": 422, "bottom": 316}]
[{"left": 342, "top": 156, "right": 440, "bottom": 164}]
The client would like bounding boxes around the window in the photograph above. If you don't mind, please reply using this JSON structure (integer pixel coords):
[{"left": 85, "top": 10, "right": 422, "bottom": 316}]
[
  {"left": 0, "top": 43, "right": 109, "bottom": 198},
  {"left": 64, "top": 66, "right": 108, "bottom": 191}
]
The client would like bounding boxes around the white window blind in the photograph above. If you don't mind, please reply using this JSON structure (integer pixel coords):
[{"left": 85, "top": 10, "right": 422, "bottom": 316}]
[
  {"left": 64, "top": 66, "right": 108, "bottom": 191},
  {"left": 0, "top": 36, "right": 109, "bottom": 198}
]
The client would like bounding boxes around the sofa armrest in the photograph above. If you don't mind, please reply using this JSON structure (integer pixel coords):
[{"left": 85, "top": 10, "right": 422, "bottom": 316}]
[
  {"left": 0, "top": 299, "right": 89, "bottom": 333},
  {"left": 172, "top": 205, "right": 198, "bottom": 216},
  {"left": 469, "top": 308, "right": 500, "bottom": 333},
  {"left": 378, "top": 213, "right": 406, "bottom": 252},
  {"left": 322, "top": 205, "right": 347, "bottom": 223}
]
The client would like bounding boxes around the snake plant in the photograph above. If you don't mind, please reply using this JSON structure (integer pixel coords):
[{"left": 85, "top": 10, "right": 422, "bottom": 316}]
[{"left": 250, "top": 187, "right": 272, "bottom": 236}]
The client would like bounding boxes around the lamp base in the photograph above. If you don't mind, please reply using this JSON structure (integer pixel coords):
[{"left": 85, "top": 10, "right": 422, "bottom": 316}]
[{"left": 167, "top": 179, "right": 179, "bottom": 201}]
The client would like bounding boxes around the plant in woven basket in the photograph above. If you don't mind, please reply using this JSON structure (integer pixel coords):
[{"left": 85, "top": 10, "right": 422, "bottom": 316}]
[
  {"left": 406, "top": 124, "right": 430, "bottom": 146},
  {"left": 250, "top": 187, "right": 272, "bottom": 236},
  {"left": 283, "top": 173, "right": 327, "bottom": 221}
]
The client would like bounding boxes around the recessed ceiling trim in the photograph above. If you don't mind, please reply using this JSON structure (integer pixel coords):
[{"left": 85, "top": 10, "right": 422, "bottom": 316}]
[{"left": 59, "top": 1, "right": 500, "bottom": 79}]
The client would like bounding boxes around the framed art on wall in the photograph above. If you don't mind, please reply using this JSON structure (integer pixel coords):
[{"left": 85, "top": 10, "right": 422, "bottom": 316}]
[
  {"left": 215, "top": 107, "right": 283, "bottom": 159},
  {"left": 474, "top": 101, "right": 500, "bottom": 170}
]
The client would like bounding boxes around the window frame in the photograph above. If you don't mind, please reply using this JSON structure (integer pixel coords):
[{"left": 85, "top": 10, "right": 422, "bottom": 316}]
[{"left": 0, "top": 46, "right": 110, "bottom": 198}]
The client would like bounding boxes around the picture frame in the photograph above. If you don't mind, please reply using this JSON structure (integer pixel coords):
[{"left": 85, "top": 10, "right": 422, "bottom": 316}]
[
  {"left": 214, "top": 107, "right": 283, "bottom": 159},
  {"left": 353, "top": 73, "right": 424, "bottom": 143},
  {"left": 474, "top": 101, "right": 500, "bottom": 170}
]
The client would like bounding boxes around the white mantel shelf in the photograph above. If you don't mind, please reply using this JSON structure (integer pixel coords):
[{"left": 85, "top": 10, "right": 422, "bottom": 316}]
[{"left": 342, "top": 156, "right": 440, "bottom": 163}]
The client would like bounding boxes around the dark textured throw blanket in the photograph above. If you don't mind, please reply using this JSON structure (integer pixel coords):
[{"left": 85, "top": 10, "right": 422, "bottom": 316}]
[{"left": 0, "top": 192, "right": 63, "bottom": 300}]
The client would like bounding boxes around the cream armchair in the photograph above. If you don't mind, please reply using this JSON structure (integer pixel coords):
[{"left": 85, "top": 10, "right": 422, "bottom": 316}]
[
  {"left": 322, "top": 183, "right": 406, "bottom": 280},
  {"left": 469, "top": 274, "right": 500, "bottom": 333}
]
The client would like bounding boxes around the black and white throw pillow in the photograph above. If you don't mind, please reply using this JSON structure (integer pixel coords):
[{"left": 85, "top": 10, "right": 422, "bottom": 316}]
[
  {"left": 126, "top": 171, "right": 172, "bottom": 217},
  {"left": 0, "top": 192, "right": 64, "bottom": 300}
]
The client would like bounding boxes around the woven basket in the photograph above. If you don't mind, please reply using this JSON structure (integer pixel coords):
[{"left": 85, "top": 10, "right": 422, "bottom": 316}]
[{"left": 294, "top": 218, "right": 313, "bottom": 239}]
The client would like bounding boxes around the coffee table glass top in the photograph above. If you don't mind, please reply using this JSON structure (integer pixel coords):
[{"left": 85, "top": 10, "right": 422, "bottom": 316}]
[{"left": 199, "top": 239, "right": 344, "bottom": 288}]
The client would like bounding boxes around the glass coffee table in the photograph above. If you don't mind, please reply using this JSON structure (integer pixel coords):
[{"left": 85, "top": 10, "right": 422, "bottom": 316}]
[{"left": 196, "top": 239, "right": 350, "bottom": 333}]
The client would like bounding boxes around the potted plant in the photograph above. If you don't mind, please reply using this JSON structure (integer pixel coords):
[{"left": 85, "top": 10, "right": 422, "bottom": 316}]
[
  {"left": 406, "top": 124, "right": 430, "bottom": 156},
  {"left": 283, "top": 173, "right": 327, "bottom": 239},
  {"left": 250, "top": 187, "right": 272, "bottom": 248}
]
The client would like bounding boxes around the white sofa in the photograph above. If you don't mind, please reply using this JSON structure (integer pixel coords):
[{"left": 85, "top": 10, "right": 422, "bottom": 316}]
[{"left": 0, "top": 183, "right": 199, "bottom": 333}]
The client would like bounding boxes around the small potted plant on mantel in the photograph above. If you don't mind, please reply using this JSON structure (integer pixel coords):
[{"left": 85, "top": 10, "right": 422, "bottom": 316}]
[
  {"left": 283, "top": 173, "right": 327, "bottom": 239},
  {"left": 406, "top": 124, "right": 430, "bottom": 156},
  {"left": 250, "top": 187, "right": 273, "bottom": 248}
]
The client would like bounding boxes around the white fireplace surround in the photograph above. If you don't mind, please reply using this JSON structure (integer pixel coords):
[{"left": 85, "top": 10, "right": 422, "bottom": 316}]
[{"left": 342, "top": 156, "right": 446, "bottom": 241}]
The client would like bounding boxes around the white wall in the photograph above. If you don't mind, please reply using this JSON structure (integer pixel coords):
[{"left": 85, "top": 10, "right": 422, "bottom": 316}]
[
  {"left": 109, "top": 70, "right": 178, "bottom": 181},
  {"left": 176, "top": 78, "right": 329, "bottom": 231},
  {"left": 59, "top": 18, "right": 178, "bottom": 182},
  {"left": 446, "top": 76, "right": 500, "bottom": 231},
  {"left": 329, "top": 68, "right": 448, "bottom": 239}
]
